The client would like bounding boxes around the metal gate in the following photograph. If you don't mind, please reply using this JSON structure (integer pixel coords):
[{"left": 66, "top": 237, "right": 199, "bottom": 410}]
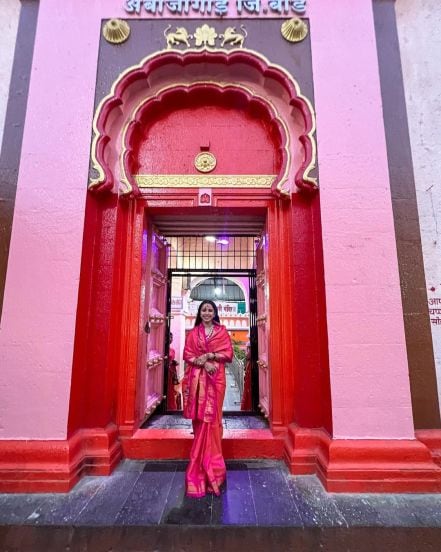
[{"left": 161, "top": 236, "right": 260, "bottom": 414}]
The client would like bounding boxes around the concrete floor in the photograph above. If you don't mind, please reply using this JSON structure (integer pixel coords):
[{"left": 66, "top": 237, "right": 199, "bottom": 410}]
[{"left": 1, "top": 459, "right": 441, "bottom": 551}]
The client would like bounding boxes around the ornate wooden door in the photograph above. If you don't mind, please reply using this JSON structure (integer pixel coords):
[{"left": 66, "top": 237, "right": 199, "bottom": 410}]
[
  {"left": 142, "top": 225, "right": 168, "bottom": 419},
  {"left": 255, "top": 231, "right": 270, "bottom": 419}
]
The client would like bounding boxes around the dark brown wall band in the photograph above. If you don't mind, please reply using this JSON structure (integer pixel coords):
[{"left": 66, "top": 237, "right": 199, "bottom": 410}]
[
  {"left": 373, "top": 0, "right": 440, "bottom": 428},
  {"left": 0, "top": 0, "right": 39, "bottom": 321}
]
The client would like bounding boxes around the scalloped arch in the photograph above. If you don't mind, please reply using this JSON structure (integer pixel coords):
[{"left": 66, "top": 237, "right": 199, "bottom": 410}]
[
  {"left": 120, "top": 82, "right": 290, "bottom": 196},
  {"left": 89, "top": 48, "right": 318, "bottom": 196}
]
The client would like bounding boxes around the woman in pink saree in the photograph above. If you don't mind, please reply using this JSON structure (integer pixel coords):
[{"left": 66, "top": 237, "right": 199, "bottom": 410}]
[{"left": 183, "top": 300, "right": 233, "bottom": 497}]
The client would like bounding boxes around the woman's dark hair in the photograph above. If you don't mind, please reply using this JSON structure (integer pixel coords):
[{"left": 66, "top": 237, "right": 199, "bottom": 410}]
[{"left": 194, "top": 300, "right": 220, "bottom": 326}]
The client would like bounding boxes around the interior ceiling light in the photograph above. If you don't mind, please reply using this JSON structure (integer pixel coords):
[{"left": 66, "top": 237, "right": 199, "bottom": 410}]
[{"left": 204, "top": 235, "right": 229, "bottom": 245}]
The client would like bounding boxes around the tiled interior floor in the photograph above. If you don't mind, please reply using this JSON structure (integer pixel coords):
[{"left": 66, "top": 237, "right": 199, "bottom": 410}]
[
  {"left": 142, "top": 414, "right": 269, "bottom": 430},
  {"left": 1, "top": 460, "right": 441, "bottom": 528}
]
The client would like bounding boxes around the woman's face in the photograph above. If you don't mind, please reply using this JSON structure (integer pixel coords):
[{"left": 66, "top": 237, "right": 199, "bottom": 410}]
[{"left": 200, "top": 303, "right": 215, "bottom": 324}]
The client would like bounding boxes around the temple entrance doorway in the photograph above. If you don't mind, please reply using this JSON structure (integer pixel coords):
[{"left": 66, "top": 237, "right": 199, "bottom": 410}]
[{"left": 139, "top": 212, "right": 271, "bottom": 430}]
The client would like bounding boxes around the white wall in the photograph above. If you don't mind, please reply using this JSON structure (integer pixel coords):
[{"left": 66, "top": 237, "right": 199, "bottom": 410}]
[
  {"left": 396, "top": 0, "right": 441, "bottom": 410},
  {"left": 0, "top": 0, "right": 20, "bottom": 148}
]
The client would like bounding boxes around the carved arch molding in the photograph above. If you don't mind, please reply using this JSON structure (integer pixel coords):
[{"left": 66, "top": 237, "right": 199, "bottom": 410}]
[{"left": 89, "top": 48, "right": 318, "bottom": 198}]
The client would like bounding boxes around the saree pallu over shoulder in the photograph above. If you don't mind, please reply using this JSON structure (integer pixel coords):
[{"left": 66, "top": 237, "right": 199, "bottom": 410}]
[
  {"left": 183, "top": 324, "right": 233, "bottom": 423},
  {"left": 183, "top": 323, "right": 233, "bottom": 365}
]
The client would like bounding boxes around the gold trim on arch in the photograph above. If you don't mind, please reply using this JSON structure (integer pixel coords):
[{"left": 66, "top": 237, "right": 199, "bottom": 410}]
[
  {"left": 89, "top": 47, "right": 317, "bottom": 195},
  {"left": 120, "top": 81, "right": 290, "bottom": 195},
  {"left": 134, "top": 175, "right": 276, "bottom": 188}
]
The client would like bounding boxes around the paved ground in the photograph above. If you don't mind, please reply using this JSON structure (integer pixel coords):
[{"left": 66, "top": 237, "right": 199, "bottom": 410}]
[
  {"left": 1, "top": 459, "right": 441, "bottom": 551},
  {"left": 223, "top": 365, "right": 242, "bottom": 410}
]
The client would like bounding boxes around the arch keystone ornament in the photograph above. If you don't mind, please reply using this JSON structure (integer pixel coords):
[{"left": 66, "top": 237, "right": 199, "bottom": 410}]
[
  {"left": 88, "top": 49, "right": 318, "bottom": 197},
  {"left": 193, "top": 25, "right": 218, "bottom": 47},
  {"left": 194, "top": 152, "right": 217, "bottom": 173}
]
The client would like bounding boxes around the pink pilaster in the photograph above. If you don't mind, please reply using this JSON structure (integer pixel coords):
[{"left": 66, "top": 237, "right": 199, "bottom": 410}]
[
  {"left": 309, "top": 0, "right": 414, "bottom": 438},
  {"left": 0, "top": 2, "right": 104, "bottom": 439}
]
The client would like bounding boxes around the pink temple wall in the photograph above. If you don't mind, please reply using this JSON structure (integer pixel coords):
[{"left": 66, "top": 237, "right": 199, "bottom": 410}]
[
  {"left": 0, "top": 2, "right": 104, "bottom": 439},
  {"left": 0, "top": 1, "right": 413, "bottom": 439},
  {"left": 309, "top": 0, "right": 414, "bottom": 438}
]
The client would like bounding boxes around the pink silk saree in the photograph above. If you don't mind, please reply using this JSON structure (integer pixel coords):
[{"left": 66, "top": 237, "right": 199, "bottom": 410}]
[{"left": 182, "top": 323, "right": 233, "bottom": 497}]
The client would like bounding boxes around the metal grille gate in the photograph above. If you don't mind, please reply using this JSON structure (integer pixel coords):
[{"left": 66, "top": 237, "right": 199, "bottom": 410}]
[{"left": 167, "top": 236, "right": 256, "bottom": 270}]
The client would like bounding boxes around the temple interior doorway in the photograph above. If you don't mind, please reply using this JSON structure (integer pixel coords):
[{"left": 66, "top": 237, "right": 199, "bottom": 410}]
[
  {"left": 137, "top": 207, "right": 272, "bottom": 431},
  {"left": 162, "top": 235, "right": 259, "bottom": 415}
]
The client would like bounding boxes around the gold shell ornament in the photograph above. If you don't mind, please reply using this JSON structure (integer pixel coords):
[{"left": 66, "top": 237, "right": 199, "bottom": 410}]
[
  {"left": 281, "top": 18, "right": 308, "bottom": 43},
  {"left": 103, "top": 19, "right": 131, "bottom": 45},
  {"left": 195, "top": 152, "right": 217, "bottom": 173}
]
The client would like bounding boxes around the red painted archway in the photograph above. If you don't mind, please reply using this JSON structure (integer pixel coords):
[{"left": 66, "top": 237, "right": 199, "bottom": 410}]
[{"left": 88, "top": 48, "right": 318, "bottom": 196}]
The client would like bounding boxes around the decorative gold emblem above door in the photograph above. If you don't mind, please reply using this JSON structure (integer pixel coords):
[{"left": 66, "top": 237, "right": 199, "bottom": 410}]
[
  {"left": 281, "top": 18, "right": 309, "bottom": 43},
  {"left": 194, "top": 152, "right": 217, "bottom": 173},
  {"left": 193, "top": 25, "right": 218, "bottom": 47},
  {"left": 164, "top": 25, "right": 248, "bottom": 50},
  {"left": 102, "top": 19, "right": 131, "bottom": 44}
]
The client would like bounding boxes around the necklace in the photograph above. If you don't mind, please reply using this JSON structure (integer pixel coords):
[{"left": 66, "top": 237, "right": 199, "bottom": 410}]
[{"left": 205, "top": 325, "right": 214, "bottom": 339}]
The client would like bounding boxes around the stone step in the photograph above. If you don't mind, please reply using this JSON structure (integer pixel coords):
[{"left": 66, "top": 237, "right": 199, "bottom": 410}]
[
  {"left": 1, "top": 525, "right": 441, "bottom": 552},
  {"left": 123, "top": 428, "right": 284, "bottom": 460}
]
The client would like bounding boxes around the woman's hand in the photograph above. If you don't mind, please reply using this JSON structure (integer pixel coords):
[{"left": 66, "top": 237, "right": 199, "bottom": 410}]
[
  {"left": 204, "top": 361, "right": 217, "bottom": 375},
  {"left": 195, "top": 354, "right": 208, "bottom": 366},
  {"left": 195, "top": 352, "right": 216, "bottom": 366}
]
